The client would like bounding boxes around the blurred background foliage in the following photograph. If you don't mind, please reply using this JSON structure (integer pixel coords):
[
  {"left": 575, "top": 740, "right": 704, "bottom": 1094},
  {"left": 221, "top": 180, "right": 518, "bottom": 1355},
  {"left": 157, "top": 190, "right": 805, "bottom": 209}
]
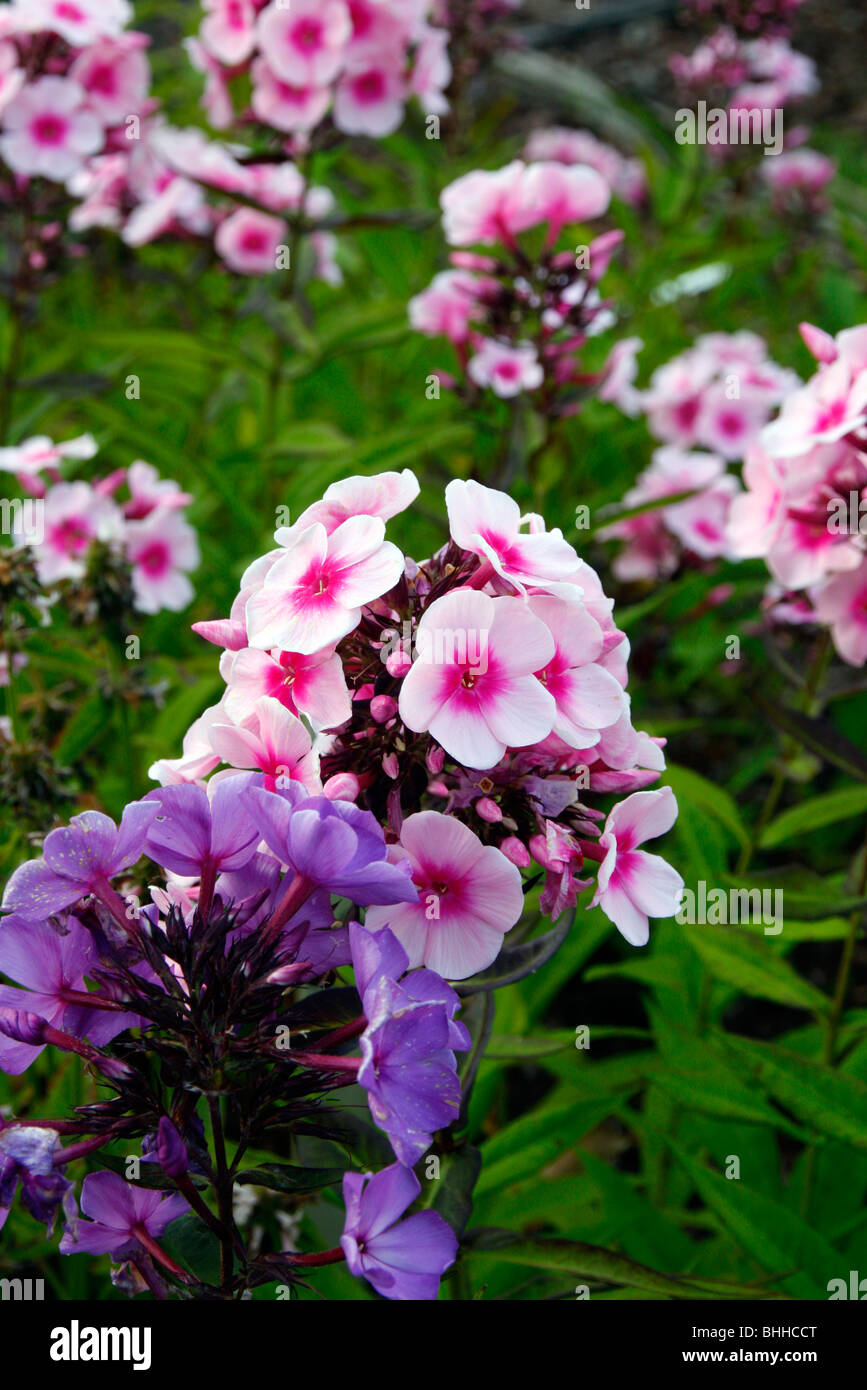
[{"left": 3, "top": 0, "right": 867, "bottom": 1300}]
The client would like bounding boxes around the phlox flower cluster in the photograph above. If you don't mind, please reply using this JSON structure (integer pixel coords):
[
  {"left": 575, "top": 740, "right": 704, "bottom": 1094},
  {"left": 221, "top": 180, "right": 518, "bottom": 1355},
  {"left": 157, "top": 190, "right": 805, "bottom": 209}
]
[
  {"left": 727, "top": 322, "right": 867, "bottom": 666},
  {"left": 0, "top": 468, "right": 682, "bottom": 1300},
  {"left": 0, "top": 0, "right": 152, "bottom": 221},
  {"left": 409, "top": 159, "right": 630, "bottom": 410},
  {"left": 600, "top": 332, "right": 797, "bottom": 580},
  {"left": 1, "top": 434, "right": 198, "bottom": 613},
  {"left": 523, "top": 127, "right": 647, "bottom": 210},
  {"left": 190, "top": 0, "right": 451, "bottom": 140},
  {"left": 670, "top": 25, "right": 827, "bottom": 180},
  {"left": 172, "top": 468, "right": 683, "bottom": 951}
]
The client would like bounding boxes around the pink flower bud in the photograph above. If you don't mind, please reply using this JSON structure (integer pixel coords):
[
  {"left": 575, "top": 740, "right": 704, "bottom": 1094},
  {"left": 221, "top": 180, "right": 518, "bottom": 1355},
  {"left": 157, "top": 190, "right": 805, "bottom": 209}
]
[
  {"left": 371, "top": 695, "right": 398, "bottom": 723},
  {"left": 476, "top": 796, "right": 502, "bottom": 823},
  {"left": 799, "top": 321, "right": 837, "bottom": 364},
  {"left": 382, "top": 753, "right": 400, "bottom": 780},
  {"left": 500, "top": 836, "right": 531, "bottom": 868},
  {"left": 323, "top": 773, "right": 360, "bottom": 802},
  {"left": 425, "top": 743, "right": 445, "bottom": 774},
  {"left": 427, "top": 779, "right": 449, "bottom": 797},
  {"left": 386, "top": 649, "right": 413, "bottom": 678}
]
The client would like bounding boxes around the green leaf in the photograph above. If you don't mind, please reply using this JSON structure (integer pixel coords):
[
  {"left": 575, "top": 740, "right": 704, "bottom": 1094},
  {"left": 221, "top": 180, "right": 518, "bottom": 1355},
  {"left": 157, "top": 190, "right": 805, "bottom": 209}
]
[
  {"left": 462, "top": 1229, "right": 774, "bottom": 1299},
  {"left": 235, "top": 1162, "right": 346, "bottom": 1193},
  {"left": 719, "top": 1035, "right": 867, "bottom": 1152},
  {"left": 419, "top": 1145, "right": 481, "bottom": 1241},
  {"left": 664, "top": 764, "right": 750, "bottom": 854},
  {"left": 484, "top": 1031, "right": 577, "bottom": 1060},
  {"left": 54, "top": 693, "right": 110, "bottom": 763},
  {"left": 761, "top": 786, "right": 867, "bottom": 848},
  {"left": 681, "top": 922, "right": 829, "bottom": 1013},
  {"left": 161, "top": 1212, "right": 222, "bottom": 1285},
  {"left": 668, "top": 1144, "right": 839, "bottom": 1298},
  {"left": 753, "top": 693, "right": 867, "bottom": 783}
]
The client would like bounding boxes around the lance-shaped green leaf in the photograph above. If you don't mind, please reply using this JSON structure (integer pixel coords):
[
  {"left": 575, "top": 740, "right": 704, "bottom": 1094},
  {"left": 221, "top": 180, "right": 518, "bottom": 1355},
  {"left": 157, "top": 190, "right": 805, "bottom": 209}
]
[
  {"left": 718, "top": 1034, "right": 867, "bottom": 1152},
  {"left": 680, "top": 922, "right": 829, "bottom": 1013},
  {"left": 667, "top": 1143, "right": 839, "bottom": 1299},
  {"left": 417, "top": 1145, "right": 482, "bottom": 1242},
  {"left": 461, "top": 1228, "right": 780, "bottom": 1299},
  {"left": 760, "top": 785, "right": 867, "bottom": 848},
  {"left": 235, "top": 1162, "right": 347, "bottom": 1194},
  {"left": 753, "top": 692, "right": 867, "bottom": 783}
]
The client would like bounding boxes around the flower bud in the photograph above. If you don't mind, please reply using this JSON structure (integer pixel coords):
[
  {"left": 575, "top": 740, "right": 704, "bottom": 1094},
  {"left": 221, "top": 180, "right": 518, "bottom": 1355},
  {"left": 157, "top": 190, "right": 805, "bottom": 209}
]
[
  {"left": 500, "top": 836, "right": 531, "bottom": 868},
  {"left": 0, "top": 1008, "right": 46, "bottom": 1046},
  {"left": 476, "top": 796, "right": 502, "bottom": 823},
  {"left": 323, "top": 772, "right": 360, "bottom": 802},
  {"left": 157, "top": 1117, "right": 188, "bottom": 1179},
  {"left": 371, "top": 695, "right": 398, "bottom": 723}
]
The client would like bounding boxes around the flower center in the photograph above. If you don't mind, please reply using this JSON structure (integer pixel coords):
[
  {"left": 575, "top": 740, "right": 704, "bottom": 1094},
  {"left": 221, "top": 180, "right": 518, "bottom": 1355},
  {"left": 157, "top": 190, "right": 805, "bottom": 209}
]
[{"left": 32, "top": 114, "right": 67, "bottom": 147}]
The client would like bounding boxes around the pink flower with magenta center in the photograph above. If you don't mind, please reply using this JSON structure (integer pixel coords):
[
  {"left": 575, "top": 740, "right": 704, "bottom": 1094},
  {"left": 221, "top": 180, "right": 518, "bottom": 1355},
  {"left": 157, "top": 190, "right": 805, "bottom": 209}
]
[
  {"left": 590, "top": 788, "right": 683, "bottom": 946},
  {"left": 256, "top": 0, "right": 351, "bottom": 88},
  {"left": 365, "top": 810, "right": 524, "bottom": 978},
  {"left": 398, "top": 590, "right": 556, "bottom": 770},
  {"left": 246, "top": 516, "right": 404, "bottom": 654}
]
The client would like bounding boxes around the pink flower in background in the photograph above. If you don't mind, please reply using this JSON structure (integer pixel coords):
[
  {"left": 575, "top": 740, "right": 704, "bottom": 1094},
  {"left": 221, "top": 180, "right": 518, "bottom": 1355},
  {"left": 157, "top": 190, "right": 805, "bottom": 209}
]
[
  {"left": 222, "top": 645, "right": 351, "bottom": 730},
  {"left": 409, "top": 270, "right": 481, "bottom": 343},
  {"left": 15, "top": 0, "right": 133, "bottom": 45},
  {"left": 590, "top": 787, "right": 683, "bottom": 946},
  {"left": 214, "top": 206, "right": 287, "bottom": 275},
  {"left": 210, "top": 696, "right": 321, "bottom": 792},
  {"left": 124, "top": 460, "right": 192, "bottom": 518},
  {"left": 468, "top": 339, "right": 543, "bottom": 397},
  {"left": 334, "top": 52, "right": 406, "bottom": 137},
  {"left": 440, "top": 160, "right": 609, "bottom": 247},
  {"left": 125, "top": 507, "right": 199, "bottom": 614},
  {"left": 408, "top": 24, "right": 451, "bottom": 115},
  {"left": 246, "top": 516, "right": 404, "bottom": 653},
  {"left": 525, "top": 126, "right": 647, "bottom": 206},
  {"left": 23, "top": 482, "right": 121, "bottom": 584},
  {"left": 813, "top": 561, "right": 867, "bottom": 666},
  {"left": 365, "top": 810, "right": 523, "bottom": 978},
  {"left": 69, "top": 34, "right": 150, "bottom": 125},
  {"left": 445, "top": 478, "right": 579, "bottom": 590},
  {"left": 398, "top": 590, "right": 556, "bottom": 769},
  {"left": 256, "top": 0, "right": 352, "bottom": 88},
  {"left": 761, "top": 147, "right": 835, "bottom": 209},
  {"left": 0, "top": 433, "right": 97, "bottom": 477},
  {"left": 0, "top": 76, "right": 103, "bottom": 180},
  {"left": 250, "top": 60, "right": 331, "bottom": 133},
  {"left": 200, "top": 0, "right": 257, "bottom": 66}
]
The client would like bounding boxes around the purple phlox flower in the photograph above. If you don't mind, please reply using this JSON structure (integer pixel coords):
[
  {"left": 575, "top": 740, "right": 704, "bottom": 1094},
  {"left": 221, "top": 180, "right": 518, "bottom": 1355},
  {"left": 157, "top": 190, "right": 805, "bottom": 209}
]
[
  {"left": 244, "top": 785, "right": 418, "bottom": 906},
  {"left": 59, "top": 1170, "right": 188, "bottom": 1258},
  {"left": 358, "top": 972, "right": 466, "bottom": 1166},
  {"left": 2, "top": 802, "right": 158, "bottom": 924},
  {"left": 0, "top": 1124, "right": 73, "bottom": 1234},
  {"left": 143, "top": 776, "right": 261, "bottom": 881},
  {"left": 0, "top": 916, "right": 138, "bottom": 1075},
  {"left": 155, "top": 1117, "right": 187, "bottom": 1179},
  {"left": 340, "top": 1162, "right": 457, "bottom": 1301},
  {"left": 350, "top": 922, "right": 470, "bottom": 1050}
]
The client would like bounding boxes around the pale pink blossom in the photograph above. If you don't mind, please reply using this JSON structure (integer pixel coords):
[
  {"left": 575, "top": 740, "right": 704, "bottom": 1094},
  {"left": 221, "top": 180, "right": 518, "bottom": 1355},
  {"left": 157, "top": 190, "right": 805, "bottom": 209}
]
[
  {"left": 527, "top": 595, "right": 627, "bottom": 748},
  {"left": 761, "top": 147, "right": 835, "bottom": 207},
  {"left": 365, "top": 810, "right": 524, "bottom": 978},
  {"left": 250, "top": 59, "right": 331, "bottom": 133},
  {"left": 255, "top": 0, "right": 352, "bottom": 88},
  {"left": 408, "top": 25, "right": 451, "bottom": 116},
  {"left": 467, "top": 339, "right": 543, "bottom": 397},
  {"left": 200, "top": 0, "right": 257, "bottom": 67},
  {"left": 0, "top": 76, "right": 103, "bottom": 181},
  {"left": 14, "top": 0, "right": 133, "bottom": 45},
  {"left": 334, "top": 50, "right": 405, "bottom": 137},
  {"left": 524, "top": 127, "right": 647, "bottom": 206},
  {"left": 245, "top": 516, "right": 404, "bottom": 653},
  {"left": 22, "top": 481, "right": 121, "bottom": 584},
  {"left": 222, "top": 644, "right": 351, "bottom": 730},
  {"left": 124, "top": 507, "right": 199, "bottom": 614},
  {"left": 214, "top": 207, "right": 287, "bottom": 275},
  {"left": 70, "top": 35, "right": 150, "bottom": 126},
  {"left": 124, "top": 460, "right": 192, "bottom": 518},
  {"left": 184, "top": 36, "right": 234, "bottom": 129},
  {"left": 210, "top": 696, "right": 321, "bottom": 792},
  {"left": 440, "top": 160, "right": 609, "bottom": 248},
  {"left": 813, "top": 560, "right": 867, "bottom": 666},
  {"left": 0, "top": 433, "right": 97, "bottom": 477},
  {"left": 288, "top": 469, "right": 420, "bottom": 537},
  {"left": 398, "top": 590, "right": 556, "bottom": 769},
  {"left": 408, "top": 270, "right": 480, "bottom": 343},
  {"left": 445, "top": 478, "right": 579, "bottom": 591},
  {"left": 148, "top": 704, "right": 223, "bottom": 785},
  {"left": 590, "top": 787, "right": 683, "bottom": 946}
]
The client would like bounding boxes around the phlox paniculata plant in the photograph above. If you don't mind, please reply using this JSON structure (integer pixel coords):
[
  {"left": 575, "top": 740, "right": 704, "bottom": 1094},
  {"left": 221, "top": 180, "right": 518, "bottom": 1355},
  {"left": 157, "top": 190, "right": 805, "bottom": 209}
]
[{"left": 0, "top": 469, "right": 681, "bottom": 1300}]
